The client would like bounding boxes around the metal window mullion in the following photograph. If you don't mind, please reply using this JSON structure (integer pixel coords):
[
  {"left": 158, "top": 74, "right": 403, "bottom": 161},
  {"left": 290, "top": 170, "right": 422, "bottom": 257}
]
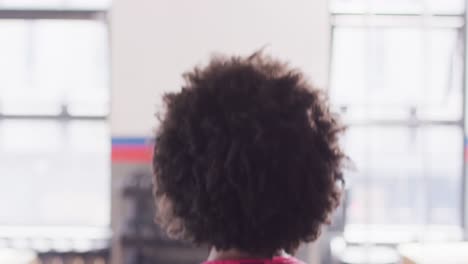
[
  {"left": 0, "top": 114, "right": 107, "bottom": 120},
  {"left": 0, "top": 9, "right": 107, "bottom": 20},
  {"left": 331, "top": 14, "right": 464, "bottom": 28},
  {"left": 331, "top": 12, "right": 465, "bottom": 17},
  {"left": 462, "top": 1, "right": 468, "bottom": 240}
]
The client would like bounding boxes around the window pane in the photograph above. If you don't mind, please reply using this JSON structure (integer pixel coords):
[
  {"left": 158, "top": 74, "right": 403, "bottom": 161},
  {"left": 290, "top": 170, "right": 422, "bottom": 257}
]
[
  {"left": 344, "top": 125, "right": 462, "bottom": 227},
  {"left": 0, "top": 0, "right": 111, "bottom": 9},
  {"left": 331, "top": 0, "right": 465, "bottom": 14},
  {"left": 0, "top": 20, "right": 109, "bottom": 116},
  {"left": 331, "top": 27, "right": 463, "bottom": 121},
  {"left": 427, "top": 0, "right": 465, "bottom": 14},
  {"left": 0, "top": 120, "right": 110, "bottom": 226}
]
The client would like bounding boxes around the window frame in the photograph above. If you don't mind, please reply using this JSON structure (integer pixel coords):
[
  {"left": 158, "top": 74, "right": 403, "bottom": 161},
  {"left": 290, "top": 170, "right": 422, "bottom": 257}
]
[
  {"left": 0, "top": 6, "right": 111, "bottom": 243},
  {"left": 328, "top": 3, "right": 468, "bottom": 240}
]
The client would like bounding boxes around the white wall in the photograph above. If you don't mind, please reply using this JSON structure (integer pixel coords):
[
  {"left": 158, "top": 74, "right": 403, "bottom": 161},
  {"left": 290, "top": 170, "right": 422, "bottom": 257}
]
[{"left": 110, "top": 0, "right": 330, "bottom": 137}]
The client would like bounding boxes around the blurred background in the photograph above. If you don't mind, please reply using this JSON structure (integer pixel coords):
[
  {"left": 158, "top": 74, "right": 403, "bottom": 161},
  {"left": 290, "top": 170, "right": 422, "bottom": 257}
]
[{"left": 0, "top": 0, "right": 467, "bottom": 263}]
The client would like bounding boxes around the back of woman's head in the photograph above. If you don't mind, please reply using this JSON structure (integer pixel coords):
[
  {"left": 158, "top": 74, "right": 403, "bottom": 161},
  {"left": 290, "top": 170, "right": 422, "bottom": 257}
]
[{"left": 153, "top": 52, "right": 346, "bottom": 256}]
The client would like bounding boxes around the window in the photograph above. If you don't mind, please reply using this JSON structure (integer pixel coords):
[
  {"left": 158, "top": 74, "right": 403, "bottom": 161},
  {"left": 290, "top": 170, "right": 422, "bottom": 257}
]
[
  {"left": 332, "top": 26, "right": 463, "bottom": 122},
  {"left": 0, "top": 120, "right": 110, "bottom": 226},
  {"left": 331, "top": 0, "right": 465, "bottom": 14},
  {"left": 0, "top": 0, "right": 111, "bottom": 9},
  {"left": 0, "top": 19, "right": 109, "bottom": 116},
  {"left": 330, "top": 0, "right": 465, "bottom": 242},
  {"left": 0, "top": 4, "right": 110, "bottom": 229},
  {"left": 344, "top": 126, "right": 462, "bottom": 226}
]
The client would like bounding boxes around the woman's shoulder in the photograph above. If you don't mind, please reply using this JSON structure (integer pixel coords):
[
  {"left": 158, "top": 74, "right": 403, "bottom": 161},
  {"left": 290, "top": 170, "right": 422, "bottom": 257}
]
[
  {"left": 203, "top": 256, "right": 306, "bottom": 264},
  {"left": 272, "top": 256, "right": 306, "bottom": 264}
]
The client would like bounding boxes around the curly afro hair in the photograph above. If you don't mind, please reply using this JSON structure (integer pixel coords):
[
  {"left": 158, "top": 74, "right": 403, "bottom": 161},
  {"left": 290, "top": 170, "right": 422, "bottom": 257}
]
[{"left": 153, "top": 52, "right": 345, "bottom": 256}]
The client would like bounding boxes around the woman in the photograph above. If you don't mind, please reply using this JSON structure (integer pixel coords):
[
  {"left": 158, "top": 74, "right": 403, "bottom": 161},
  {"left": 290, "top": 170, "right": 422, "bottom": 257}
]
[{"left": 152, "top": 52, "right": 346, "bottom": 264}]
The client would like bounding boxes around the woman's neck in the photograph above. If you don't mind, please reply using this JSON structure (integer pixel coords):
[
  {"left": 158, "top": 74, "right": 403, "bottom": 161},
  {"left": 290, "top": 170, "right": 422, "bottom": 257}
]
[{"left": 207, "top": 247, "right": 286, "bottom": 261}]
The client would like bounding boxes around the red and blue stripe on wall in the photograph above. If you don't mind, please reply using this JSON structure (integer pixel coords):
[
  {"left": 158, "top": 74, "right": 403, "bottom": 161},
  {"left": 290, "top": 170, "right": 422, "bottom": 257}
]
[
  {"left": 114, "top": 136, "right": 468, "bottom": 162},
  {"left": 465, "top": 138, "right": 468, "bottom": 163},
  {"left": 111, "top": 137, "right": 153, "bottom": 163}
]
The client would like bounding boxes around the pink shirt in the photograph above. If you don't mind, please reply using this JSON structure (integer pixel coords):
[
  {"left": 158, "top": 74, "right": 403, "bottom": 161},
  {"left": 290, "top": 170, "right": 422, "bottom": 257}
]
[{"left": 203, "top": 256, "right": 305, "bottom": 264}]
